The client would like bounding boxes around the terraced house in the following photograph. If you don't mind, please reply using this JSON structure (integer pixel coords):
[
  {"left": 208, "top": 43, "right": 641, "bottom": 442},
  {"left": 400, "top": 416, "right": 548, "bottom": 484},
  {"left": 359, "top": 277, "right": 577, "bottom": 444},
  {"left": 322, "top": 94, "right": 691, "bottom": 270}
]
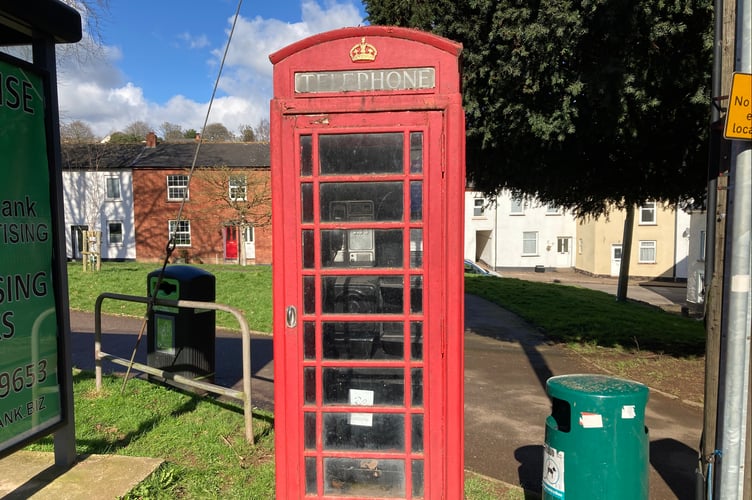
[{"left": 61, "top": 133, "right": 272, "bottom": 265}]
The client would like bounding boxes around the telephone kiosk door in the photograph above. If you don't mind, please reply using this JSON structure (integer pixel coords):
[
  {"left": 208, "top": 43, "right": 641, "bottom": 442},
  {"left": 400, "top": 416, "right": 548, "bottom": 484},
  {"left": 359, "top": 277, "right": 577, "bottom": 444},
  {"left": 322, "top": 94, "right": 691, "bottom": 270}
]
[{"left": 271, "top": 27, "right": 465, "bottom": 499}]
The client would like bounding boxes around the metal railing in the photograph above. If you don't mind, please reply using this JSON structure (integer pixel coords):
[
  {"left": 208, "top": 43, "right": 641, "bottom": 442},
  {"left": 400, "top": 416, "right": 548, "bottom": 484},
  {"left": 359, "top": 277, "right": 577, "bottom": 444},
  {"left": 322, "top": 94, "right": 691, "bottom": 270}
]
[{"left": 94, "top": 292, "right": 255, "bottom": 444}]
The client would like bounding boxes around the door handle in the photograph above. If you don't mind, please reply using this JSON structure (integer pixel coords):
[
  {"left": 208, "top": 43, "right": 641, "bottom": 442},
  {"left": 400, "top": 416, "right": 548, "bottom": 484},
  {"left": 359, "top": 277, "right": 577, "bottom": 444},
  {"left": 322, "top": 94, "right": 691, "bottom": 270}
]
[{"left": 286, "top": 305, "right": 297, "bottom": 328}]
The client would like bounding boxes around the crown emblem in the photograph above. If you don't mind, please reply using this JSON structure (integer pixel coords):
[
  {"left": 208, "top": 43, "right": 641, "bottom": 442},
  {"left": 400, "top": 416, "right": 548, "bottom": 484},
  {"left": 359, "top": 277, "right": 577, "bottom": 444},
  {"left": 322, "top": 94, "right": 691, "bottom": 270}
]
[{"left": 350, "top": 37, "right": 377, "bottom": 62}]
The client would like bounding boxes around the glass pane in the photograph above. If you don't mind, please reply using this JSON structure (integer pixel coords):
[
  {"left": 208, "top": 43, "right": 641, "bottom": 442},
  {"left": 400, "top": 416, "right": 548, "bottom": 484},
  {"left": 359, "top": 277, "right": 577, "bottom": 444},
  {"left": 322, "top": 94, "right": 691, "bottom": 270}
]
[
  {"left": 321, "top": 229, "right": 402, "bottom": 268},
  {"left": 304, "top": 276, "right": 316, "bottom": 314},
  {"left": 410, "top": 182, "right": 422, "bottom": 221},
  {"left": 379, "top": 277, "right": 405, "bottom": 314},
  {"left": 305, "top": 412, "right": 316, "bottom": 449},
  {"left": 411, "top": 369, "right": 423, "bottom": 407},
  {"left": 412, "top": 459, "right": 424, "bottom": 497},
  {"left": 301, "top": 135, "right": 312, "bottom": 176},
  {"left": 322, "top": 276, "right": 403, "bottom": 315},
  {"left": 410, "top": 229, "right": 422, "bottom": 269},
  {"left": 302, "top": 183, "right": 313, "bottom": 223},
  {"left": 323, "top": 368, "right": 404, "bottom": 406},
  {"left": 410, "top": 132, "right": 423, "bottom": 174},
  {"left": 320, "top": 183, "right": 403, "bottom": 222},
  {"left": 305, "top": 367, "right": 316, "bottom": 404},
  {"left": 324, "top": 458, "right": 405, "bottom": 497},
  {"left": 410, "top": 276, "right": 423, "bottom": 314},
  {"left": 323, "top": 321, "right": 403, "bottom": 360},
  {"left": 323, "top": 412, "right": 404, "bottom": 450},
  {"left": 410, "top": 322, "right": 423, "bottom": 360},
  {"left": 303, "top": 230, "right": 314, "bottom": 269},
  {"left": 412, "top": 415, "right": 424, "bottom": 452},
  {"left": 304, "top": 322, "right": 316, "bottom": 360},
  {"left": 305, "top": 457, "right": 317, "bottom": 494},
  {"left": 319, "top": 133, "right": 403, "bottom": 175}
]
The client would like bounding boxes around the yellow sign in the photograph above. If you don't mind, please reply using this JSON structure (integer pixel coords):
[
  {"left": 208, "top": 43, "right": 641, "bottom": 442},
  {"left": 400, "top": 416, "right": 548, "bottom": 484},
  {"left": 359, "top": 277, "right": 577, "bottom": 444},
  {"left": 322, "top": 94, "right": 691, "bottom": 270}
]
[{"left": 724, "top": 72, "right": 752, "bottom": 141}]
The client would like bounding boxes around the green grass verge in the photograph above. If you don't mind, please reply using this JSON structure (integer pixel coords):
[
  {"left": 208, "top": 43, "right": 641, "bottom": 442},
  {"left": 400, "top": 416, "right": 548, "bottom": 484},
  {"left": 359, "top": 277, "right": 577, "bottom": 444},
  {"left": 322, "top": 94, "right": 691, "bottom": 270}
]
[
  {"left": 26, "top": 371, "right": 512, "bottom": 498},
  {"left": 27, "top": 371, "right": 276, "bottom": 499},
  {"left": 465, "top": 275, "right": 705, "bottom": 356},
  {"left": 67, "top": 262, "right": 272, "bottom": 333}
]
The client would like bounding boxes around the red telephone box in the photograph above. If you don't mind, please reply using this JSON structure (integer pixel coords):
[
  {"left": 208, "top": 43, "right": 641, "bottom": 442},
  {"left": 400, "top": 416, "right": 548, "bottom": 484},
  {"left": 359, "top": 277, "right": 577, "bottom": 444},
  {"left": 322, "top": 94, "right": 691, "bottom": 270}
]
[{"left": 270, "top": 26, "right": 465, "bottom": 499}]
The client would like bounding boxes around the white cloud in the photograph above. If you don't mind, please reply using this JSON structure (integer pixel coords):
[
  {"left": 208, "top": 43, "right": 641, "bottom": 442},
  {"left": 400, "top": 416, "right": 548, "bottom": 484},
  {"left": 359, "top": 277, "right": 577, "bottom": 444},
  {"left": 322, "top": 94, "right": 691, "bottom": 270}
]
[
  {"left": 177, "top": 32, "right": 211, "bottom": 49},
  {"left": 56, "top": 0, "right": 365, "bottom": 139}
]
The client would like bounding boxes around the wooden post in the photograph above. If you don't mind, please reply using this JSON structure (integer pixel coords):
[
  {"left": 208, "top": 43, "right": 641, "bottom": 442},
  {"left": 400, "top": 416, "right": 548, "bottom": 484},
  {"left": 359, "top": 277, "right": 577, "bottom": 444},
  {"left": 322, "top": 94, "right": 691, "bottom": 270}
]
[{"left": 81, "top": 230, "right": 101, "bottom": 271}]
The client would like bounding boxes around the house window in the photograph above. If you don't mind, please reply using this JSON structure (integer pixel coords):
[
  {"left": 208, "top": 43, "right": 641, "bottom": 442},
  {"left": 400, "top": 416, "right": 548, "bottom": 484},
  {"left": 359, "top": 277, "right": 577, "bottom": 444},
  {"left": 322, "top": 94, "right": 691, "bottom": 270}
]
[
  {"left": 229, "top": 175, "right": 247, "bottom": 201},
  {"left": 522, "top": 231, "right": 538, "bottom": 255},
  {"left": 167, "top": 174, "right": 189, "bottom": 201},
  {"left": 699, "top": 230, "right": 706, "bottom": 261},
  {"left": 168, "top": 219, "right": 191, "bottom": 246},
  {"left": 578, "top": 238, "right": 583, "bottom": 255},
  {"left": 108, "top": 221, "right": 123, "bottom": 244},
  {"left": 473, "top": 198, "right": 485, "bottom": 217},
  {"left": 510, "top": 197, "right": 524, "bottom": 215},
  {"left": 546, "top": 204, "right": 561, "bottom": 215},
  {"left": 639, "top": 240, "right": 657, "bottom": 263},
  {"left": 245, "top": 226, "right": 254, "bottom": 242},
  {"left": 557, "top": 237, "right": 569, "bottom": 253},
  {"left": 639, "top": 201, "right": 657, "bottom": 225},
  {"left": 105, "top": 177, "right": 121, "bottom": 200}
]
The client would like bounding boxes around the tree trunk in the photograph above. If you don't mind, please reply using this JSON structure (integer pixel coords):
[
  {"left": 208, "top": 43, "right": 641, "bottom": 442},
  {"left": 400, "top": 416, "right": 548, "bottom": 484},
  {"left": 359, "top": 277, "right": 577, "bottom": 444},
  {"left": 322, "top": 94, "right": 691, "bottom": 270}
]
[
  {"left": 239, "top": 224, "right": 247, "bottom": 266},
  {"left": 616, "top": 205, "right": 635, "bottom": 302}
]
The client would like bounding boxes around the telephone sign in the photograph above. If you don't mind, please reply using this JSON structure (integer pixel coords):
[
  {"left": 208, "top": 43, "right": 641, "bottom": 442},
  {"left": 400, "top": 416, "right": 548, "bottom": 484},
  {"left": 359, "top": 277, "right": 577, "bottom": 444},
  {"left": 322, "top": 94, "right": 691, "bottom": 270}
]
[{"left": 270, "top": 26, "right": 465, "bottom": 499}]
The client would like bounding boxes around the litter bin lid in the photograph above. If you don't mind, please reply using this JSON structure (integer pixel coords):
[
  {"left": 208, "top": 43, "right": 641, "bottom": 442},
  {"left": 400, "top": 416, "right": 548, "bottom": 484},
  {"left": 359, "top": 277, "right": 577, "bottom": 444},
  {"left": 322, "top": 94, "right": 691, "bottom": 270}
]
[
  {"left": 148, "top": 264, "right": 214, "bottom": 281},
  {"left": 547, "top": 374, "right": 648, "bottom": 403}
]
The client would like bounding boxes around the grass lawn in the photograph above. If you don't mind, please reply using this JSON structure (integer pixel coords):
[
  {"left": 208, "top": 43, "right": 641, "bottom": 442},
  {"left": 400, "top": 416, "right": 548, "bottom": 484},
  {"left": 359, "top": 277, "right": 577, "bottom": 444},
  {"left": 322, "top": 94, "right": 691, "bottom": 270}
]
[
  {"left": 67, "top": 262, "right": 272, "bottom": 333},
  {"left": 464, "top": 274, "right": 705, "bottom": 357}
]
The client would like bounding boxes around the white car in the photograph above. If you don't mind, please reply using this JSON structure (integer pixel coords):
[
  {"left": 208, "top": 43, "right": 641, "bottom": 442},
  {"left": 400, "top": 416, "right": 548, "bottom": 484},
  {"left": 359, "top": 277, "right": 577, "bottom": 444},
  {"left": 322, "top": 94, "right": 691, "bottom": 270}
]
[{"left": 464, "top": 259, "right": 501, "bottom": 277}]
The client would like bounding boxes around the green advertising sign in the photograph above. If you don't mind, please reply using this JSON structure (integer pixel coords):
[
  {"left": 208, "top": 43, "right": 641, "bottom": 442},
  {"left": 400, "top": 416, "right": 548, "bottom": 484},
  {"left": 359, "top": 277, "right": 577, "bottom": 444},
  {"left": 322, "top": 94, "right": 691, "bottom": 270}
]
[{"left": 0, "top": 58, "right": 62, "bottom": 452}]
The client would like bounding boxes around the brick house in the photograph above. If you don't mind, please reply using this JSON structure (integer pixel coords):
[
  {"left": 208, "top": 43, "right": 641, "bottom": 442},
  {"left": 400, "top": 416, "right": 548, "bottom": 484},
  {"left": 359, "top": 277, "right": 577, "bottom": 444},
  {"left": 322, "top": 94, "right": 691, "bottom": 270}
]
[{"left": 132, "top": 133, "right": 271, "bottom": 264}]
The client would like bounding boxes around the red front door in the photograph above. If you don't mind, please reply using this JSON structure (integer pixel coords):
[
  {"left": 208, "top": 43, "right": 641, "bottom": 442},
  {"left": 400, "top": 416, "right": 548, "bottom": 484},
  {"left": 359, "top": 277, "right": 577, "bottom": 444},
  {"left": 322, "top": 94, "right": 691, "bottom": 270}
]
[
  {"left": 225, "top": 226, "right": 238, "bottom": 260},
  {"left": 274, "top": 111, "right": 449, "bottom": 498}
]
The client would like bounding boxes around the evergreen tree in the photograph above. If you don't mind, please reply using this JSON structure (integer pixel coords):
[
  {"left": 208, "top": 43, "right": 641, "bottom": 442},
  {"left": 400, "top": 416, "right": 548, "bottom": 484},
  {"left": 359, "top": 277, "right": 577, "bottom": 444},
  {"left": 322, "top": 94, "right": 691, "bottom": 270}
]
[{"left": 365, "top": 0, "right": 713, "bottom": 216}]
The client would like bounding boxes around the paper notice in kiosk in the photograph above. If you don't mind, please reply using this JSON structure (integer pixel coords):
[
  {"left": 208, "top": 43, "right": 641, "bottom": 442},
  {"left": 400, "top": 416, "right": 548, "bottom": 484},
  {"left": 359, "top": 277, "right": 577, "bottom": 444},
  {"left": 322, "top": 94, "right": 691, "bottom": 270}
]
[{"left": 349, "top": 389, "right": 374, "bottom": 427}]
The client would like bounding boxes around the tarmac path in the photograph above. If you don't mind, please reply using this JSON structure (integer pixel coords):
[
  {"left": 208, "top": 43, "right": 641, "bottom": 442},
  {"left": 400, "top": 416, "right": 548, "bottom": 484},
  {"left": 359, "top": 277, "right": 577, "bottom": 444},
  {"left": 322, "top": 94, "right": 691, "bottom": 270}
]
[{"left": 69, "top": 289, "right": 702, "bottom": 499}]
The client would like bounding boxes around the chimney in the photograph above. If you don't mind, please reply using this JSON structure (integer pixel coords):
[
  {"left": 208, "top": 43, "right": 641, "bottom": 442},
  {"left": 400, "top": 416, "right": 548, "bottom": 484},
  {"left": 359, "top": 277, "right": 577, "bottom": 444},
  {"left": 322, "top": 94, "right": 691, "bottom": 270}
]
[{"left": 146, "top": 131, "right": 157, "bottom": 148}]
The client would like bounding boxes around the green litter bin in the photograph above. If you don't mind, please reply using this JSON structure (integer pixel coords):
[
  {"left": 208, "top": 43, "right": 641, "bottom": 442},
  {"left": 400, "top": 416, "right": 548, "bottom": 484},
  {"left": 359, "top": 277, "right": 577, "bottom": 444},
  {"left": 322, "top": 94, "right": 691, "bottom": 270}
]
[
  {"left": 543, "top": 374, "right": 649, "bottom": 499},
  {"left": 146, "top": 265, "right": 216, "bottom": 384}
]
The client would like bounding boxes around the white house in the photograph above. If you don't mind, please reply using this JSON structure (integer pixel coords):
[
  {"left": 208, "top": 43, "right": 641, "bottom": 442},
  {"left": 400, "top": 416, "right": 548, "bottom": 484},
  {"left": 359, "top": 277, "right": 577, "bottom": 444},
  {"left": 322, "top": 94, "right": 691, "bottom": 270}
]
[
  {"left": 686, "top": 210, "right": 708, "bottom": 304},
  {"left": 62, "top": 169, "right": 136, "bottom": 260},
  {"left": 61, "top": 144, "right": 142, "bottom": 261},
  {"left": 465, "top": 190, "right": 694, "bottom": 280},
  {"left": 464, "top": 190, "right": 577, "bottom": 271}
]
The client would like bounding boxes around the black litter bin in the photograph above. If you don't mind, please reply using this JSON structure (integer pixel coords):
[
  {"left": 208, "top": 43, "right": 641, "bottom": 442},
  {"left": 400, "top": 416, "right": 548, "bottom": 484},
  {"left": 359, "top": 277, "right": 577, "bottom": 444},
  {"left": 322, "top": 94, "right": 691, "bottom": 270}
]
[{"left": 147, "top": 265, "right": 216, "bottom": 384}]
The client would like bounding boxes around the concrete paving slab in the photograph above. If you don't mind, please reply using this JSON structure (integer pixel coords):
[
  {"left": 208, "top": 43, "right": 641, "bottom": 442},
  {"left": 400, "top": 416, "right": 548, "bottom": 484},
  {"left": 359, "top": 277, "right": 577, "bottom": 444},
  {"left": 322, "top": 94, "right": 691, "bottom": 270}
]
[{"left": 0, "top": 451, "right": 162, "bottom": 499}]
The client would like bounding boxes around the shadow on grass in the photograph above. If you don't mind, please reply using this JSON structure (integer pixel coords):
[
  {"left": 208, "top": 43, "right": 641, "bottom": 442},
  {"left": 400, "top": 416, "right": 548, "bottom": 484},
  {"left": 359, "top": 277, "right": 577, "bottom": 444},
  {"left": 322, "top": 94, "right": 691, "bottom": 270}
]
[{"left": 71, "top": 370, "right": 274, "bottom": 451}]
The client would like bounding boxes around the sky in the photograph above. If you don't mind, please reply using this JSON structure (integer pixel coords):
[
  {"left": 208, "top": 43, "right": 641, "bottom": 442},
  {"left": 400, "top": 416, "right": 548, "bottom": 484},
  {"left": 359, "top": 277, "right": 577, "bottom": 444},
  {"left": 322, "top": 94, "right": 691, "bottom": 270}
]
[{"left": 55, "top": 0, "right": 367, "bottom": 139}]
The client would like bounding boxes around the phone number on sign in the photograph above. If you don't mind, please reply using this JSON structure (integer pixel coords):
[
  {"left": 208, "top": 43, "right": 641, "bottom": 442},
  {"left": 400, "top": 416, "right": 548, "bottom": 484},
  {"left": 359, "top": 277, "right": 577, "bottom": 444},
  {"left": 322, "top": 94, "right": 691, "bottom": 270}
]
[{"left": 0, "top": 360, "right": 48, "bottom": 399}]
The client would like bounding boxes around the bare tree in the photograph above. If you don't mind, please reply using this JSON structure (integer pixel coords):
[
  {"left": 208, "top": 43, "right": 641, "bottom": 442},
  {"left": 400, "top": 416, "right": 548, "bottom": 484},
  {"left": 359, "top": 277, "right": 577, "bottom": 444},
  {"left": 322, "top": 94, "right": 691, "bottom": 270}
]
[
  {"left": 254, "top": 118, "right": 270, "bottom": 142},
  {"left": 238, "top": 124, "right": 256, "bottom": 142},
  {"left": 123, "top": 120, "right": 153, "bottom": 140},
  {"left": 203, "top": 122, "right": 234, "bottom": 142},
  {"left": 192, "top": 166, "right": 271, "bottom": 265},
  {"left": 160, "top": 122, "right": 184, "bottom": 141},
  {"left": 61, "top": 120, "right": 97, "bottom": 143}
]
